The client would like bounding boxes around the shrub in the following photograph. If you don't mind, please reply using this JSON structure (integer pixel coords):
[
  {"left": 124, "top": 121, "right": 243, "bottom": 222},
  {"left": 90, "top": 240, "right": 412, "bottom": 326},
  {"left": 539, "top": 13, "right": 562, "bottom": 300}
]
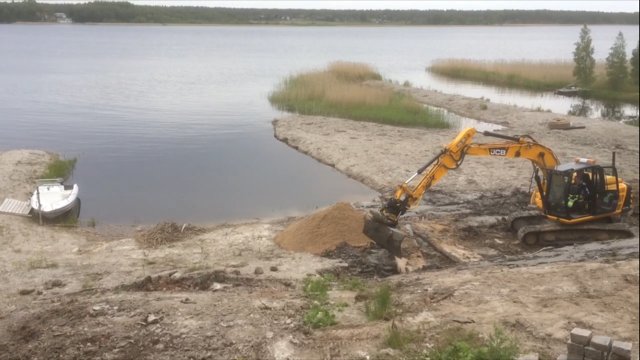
[
  {"left": 426, "top": 327, "right": 519, "bottom": 360},
  {"left": 42, "top": 157, "right": 77, "bottom": 180},
  {"left": 303, "top": 304, "right": 336, "bottom": 328},
  {"left": 302, "top": 275, "right": 332, "bottom": 302}
]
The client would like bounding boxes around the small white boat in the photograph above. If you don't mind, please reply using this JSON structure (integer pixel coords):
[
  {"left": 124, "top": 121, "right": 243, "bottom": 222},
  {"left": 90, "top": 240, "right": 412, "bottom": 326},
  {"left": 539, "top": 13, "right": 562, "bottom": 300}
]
[{"left": 30, "top": 179, "right": 79, "bottom": 219}]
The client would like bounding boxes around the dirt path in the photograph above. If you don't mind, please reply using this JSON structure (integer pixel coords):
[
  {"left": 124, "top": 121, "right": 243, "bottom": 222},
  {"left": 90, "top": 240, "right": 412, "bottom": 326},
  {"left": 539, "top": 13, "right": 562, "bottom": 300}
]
[{"left": 1, "top": 83, "right": 638, "bottom": 359}]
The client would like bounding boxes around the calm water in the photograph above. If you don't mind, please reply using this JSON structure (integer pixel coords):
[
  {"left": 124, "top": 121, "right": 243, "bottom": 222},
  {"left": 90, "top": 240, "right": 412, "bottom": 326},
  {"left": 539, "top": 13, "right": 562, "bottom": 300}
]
[{"left": 1, "top": 24, "right": 638, "bottom": 223}]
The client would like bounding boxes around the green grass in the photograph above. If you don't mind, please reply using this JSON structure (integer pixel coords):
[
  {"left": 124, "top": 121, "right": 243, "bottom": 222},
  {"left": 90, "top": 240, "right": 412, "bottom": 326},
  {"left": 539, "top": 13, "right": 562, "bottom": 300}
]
[
  {"left": 302, "top": 275, "right": 332, "bottom": 302},
  {"left": 428, "top": 59, "right": 639, "bottom": 105},
  {"left": 365, "top": 284, "right": 394, "bottom": 321},
  {"left": 42, "top": 157, "right": 77, "bottom": 180},
  {"left": 425, "top": 327, "right": 519, "bottom": 360},
  {"left": 269, "top": 61, "right": 449, "bottom": 128},
  {"left": 303, "top": 304, "right": 337, "bottom": 328},
  {"left": 338, "top": 276, "right": 366, "bottom": 291}
]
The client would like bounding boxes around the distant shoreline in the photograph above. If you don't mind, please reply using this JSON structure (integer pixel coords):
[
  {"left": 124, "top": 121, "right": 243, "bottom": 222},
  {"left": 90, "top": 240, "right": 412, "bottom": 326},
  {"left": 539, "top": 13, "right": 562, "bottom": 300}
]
[{"left": 5, "top": 22, "right": 639, "bottom": 27}]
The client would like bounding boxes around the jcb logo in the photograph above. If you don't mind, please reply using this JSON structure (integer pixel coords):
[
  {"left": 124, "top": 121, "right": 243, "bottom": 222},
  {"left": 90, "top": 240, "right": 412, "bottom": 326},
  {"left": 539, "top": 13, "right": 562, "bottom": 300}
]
[{"left": 489, "top": 148, "right": 507, "bottom": 156}]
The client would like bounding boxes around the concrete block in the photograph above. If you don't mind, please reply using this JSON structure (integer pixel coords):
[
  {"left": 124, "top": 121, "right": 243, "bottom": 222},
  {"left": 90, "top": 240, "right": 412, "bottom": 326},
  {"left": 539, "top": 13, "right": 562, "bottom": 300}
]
[
  {"left": 611, "top": 341, "right": 632, "bottom": 358},
  {"left": 567, "top": 354, "right": 583, "bottom": 360},
  {"left": 568, "top": 341, "right": 585, "bottom": 356},
  {"left": 557, "top": 355, "right": 568, "bottom": 360},
  {"left": 590, "top": 335, "right": 612, "bottom": 353},
  {"left": 583, "top": 346, "right": 604, "bottom": 360},
  {"left": 608, "top": 353, "right": 628, "bottom": 360},
  {"left": 571, "top": 328, "right": 593, "bottom": 345}
]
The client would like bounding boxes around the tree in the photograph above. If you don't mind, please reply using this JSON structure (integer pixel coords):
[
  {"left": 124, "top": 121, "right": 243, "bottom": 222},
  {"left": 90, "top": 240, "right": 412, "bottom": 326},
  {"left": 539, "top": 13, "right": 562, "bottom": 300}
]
[
  {"left": 631, "top": 41, "right": 639, "bottom": 86},
  {"left": 573, "top": 25, "right": 596, "bottom": 87},
  {"left": 605, "top": 31, "right": 628, "bottom": 90}
]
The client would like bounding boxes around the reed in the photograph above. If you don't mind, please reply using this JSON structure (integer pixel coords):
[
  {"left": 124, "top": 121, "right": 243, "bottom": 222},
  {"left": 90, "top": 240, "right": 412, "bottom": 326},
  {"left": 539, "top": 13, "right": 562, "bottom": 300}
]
[
  {"left": 269, "top": 62, "right": 449, "bottom": 128},
  {"left": 428, "top": 59, "right": 638, "bottom": 104}
]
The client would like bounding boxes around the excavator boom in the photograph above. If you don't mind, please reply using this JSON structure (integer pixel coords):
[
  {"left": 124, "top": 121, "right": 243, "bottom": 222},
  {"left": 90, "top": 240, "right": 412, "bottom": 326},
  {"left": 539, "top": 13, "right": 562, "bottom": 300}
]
[{"left": 364, "top": 127, "right": 633, "bottom": 248}]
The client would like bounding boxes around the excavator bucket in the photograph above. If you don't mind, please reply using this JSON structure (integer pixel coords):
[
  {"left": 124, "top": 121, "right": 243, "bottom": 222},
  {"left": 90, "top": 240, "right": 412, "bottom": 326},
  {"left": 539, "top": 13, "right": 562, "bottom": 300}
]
[{"left": 362, "top": 210, "right": 405, "bottom": 257}]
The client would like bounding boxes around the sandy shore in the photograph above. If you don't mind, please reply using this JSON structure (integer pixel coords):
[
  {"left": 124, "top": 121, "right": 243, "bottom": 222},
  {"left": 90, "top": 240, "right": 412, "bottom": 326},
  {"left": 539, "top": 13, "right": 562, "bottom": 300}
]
[{"left": 0, "top": 84, "right": 638, "bottom": 359}]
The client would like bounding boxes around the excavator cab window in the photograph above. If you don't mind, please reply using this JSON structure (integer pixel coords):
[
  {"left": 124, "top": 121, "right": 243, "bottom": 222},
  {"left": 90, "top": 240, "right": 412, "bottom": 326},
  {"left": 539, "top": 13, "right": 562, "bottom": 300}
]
[
  {"left": 593, "top": 166, "right": 620, "bottom": 214},
  {"left": 546, "top": 171, "right": 571, "bottom": 217}
]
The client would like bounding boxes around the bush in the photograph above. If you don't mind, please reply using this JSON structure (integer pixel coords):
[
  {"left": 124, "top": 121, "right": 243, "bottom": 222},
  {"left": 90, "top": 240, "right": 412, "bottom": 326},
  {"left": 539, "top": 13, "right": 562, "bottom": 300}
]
[
  {"left": 303, "top": 304, "right": 336, "bottom": 328},
  {"left": 42, "top": 157, "right": 77, "bottom": 180}
]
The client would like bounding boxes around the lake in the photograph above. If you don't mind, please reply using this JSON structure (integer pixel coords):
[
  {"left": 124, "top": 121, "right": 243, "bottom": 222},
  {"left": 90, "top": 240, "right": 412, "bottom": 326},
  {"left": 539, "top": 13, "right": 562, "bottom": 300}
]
[{"left": 1, "top": 24, "right": 638, "bottom": 224}]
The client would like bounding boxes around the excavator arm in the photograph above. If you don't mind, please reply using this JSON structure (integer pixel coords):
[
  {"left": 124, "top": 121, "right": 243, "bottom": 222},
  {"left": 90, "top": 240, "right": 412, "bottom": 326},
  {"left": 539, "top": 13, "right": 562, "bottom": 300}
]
[{"left": 377, "top": 127, "right": 560, "bottom": 226}]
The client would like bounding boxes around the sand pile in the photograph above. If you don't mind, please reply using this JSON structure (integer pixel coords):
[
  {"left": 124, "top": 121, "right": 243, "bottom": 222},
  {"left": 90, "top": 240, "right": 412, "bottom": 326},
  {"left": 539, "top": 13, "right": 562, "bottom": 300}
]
[{"left": 274, "top": 202, "right": 374, "bottom": 255}]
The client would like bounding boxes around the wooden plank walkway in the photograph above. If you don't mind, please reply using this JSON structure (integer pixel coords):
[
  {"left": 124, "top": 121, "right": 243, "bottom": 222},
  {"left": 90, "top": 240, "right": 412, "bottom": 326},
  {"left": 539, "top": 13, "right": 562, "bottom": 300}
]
[{"left": 0, "top": 198, "right": 31, "bottom": 217}]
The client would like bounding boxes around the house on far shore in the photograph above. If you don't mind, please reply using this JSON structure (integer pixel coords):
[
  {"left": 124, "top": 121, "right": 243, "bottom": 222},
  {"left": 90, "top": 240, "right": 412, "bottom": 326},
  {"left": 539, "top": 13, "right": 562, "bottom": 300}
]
[{"left": 54, "top": 13, "right": 72, "bottom": 23}]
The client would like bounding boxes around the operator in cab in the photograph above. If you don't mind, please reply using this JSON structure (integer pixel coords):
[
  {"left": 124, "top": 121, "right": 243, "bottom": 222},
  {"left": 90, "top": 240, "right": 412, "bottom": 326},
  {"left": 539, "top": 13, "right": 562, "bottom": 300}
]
[{"left": 567, "top": 170, "right": 592, "bottom": 213}]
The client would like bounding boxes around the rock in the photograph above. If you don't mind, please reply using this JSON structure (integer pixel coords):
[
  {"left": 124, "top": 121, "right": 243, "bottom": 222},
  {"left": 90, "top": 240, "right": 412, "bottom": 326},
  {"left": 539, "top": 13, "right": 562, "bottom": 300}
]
[
  {"left": 170, "top": 272, "right": 183, "bottom": 280},
  {"left": 18, "top": 289, "right": 35, "bottom": 295},
  {"left": 266, "top": 331, "right": 274, "bottom": 339},
  {"left": 378, "top": 348, "right": 399, "bottom": 358},
  {"left": 145, "top": 314, "right": 162, "bottom": 325},
  {"left": 254, "top": 267, "right": 264, "bottom": 275},
  {"left": 270, "top": 265, "right": 279, "bottom": 272},
  {"left": 43, "top": 279, "right": 66, "bottom": 290},
  {"left": 210, "top": 282, "right": 231, "bottom": 292}
]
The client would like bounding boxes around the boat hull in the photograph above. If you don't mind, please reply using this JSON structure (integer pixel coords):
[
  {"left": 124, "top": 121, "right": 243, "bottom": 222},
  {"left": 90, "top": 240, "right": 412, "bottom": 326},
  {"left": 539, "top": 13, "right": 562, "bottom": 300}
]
[{"left": 30, "top": 183, "right": 80, "bottom": 219}]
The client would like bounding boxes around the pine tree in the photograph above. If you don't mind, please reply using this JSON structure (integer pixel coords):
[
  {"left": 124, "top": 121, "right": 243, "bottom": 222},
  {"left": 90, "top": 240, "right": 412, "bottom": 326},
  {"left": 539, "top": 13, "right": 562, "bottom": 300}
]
[
  {"left": 631, "top": 41, "right": 639, "bottom": 86},
  {"left": 605, "top": 32, "right": 628, "bottom": 90},
  {"left": 573, "top": 25, "right": 596, "bottom": 87}
]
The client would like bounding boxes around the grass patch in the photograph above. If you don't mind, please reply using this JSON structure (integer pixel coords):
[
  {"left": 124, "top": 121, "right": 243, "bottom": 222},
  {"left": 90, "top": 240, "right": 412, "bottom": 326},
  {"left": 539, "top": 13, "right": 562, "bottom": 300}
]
[
  {"left": 302, "top": 274, "right": 335, "bottom": 302},
  {"left": 365, "top": 284, "right": 394, "bottom": 321},
  {"left": 385, "top": 324, "right": 418, "bottom": 350},
  {"left": 303, "top": 304, "right": 337, "bottom": 328},
  {"left": 428, "top": 59, "right": 639, "bottom": 105},
  {"left": 27, "top": 256, "right": 58, "bottom": 270},
  {"left": 338, "top": 276, "right": 366, "bottom": 291},
  {"left": 425, "top": 326, "right": 519, "bottom": 360},
  {"left": 42, "top": 156, "right": 77, "bottom": 180},
  {"left": 269, "top": 61, "right": 449, "bottom": 128}
]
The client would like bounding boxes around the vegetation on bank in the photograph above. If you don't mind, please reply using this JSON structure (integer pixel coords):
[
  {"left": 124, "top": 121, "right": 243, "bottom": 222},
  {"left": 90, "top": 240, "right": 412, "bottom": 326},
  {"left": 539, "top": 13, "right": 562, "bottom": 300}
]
[
  {"left": 269, "top": 62, "right": 449, "bottom": 128},
  {"left": 1, "top": 1, "right": 638, "bottom": 25},
  {"left": 42, "top": 157, "right": 77, "bottom": 180},
  {"left": 428, "top": 59, "right": 639, "bottom": 104}
]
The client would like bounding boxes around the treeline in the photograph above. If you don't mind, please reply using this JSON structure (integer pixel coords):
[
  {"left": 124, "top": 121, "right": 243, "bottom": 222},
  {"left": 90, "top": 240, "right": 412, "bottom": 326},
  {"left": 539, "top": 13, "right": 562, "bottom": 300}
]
[{"left": 1, "top": 1, "right": 638, "bottom": 25}]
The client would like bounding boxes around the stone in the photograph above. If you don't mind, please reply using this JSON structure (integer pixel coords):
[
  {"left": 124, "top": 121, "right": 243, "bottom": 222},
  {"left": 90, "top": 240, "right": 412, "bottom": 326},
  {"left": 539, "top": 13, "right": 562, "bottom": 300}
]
[
  {"left": 270, "top": 265, "right": 278, "bottom": 272},
  {"left": 254, "top": 267, "right": 264, "bottom": 275},
  {"left": 583, "top": 346, "right": 604, "bottom": 360},
  {"left": 570, "top": 328, "right": 593, "bottom": 345},
  {"left": 567, "top": 354, "right": 582, "bottom": 360},
  {"left": 611, "top": 341, "right": 632, "bottom": 357},
  {"left": 590, "top": 335, "right": 612, "bottom": 353},
  {"left": 567, "top": 341, "right": 585, "bottom": 357},
  {"left": 145, "top": 314, "right": 161, "bottom": 325},
  {"left": 18, "top": 289, "right": 35, "bottom": 295},
  {"left": 609, "top": 353, "right": 630, "bottom": 360},
  {"left": 556, "top": 355, "right": 567, "bottom": 360}
]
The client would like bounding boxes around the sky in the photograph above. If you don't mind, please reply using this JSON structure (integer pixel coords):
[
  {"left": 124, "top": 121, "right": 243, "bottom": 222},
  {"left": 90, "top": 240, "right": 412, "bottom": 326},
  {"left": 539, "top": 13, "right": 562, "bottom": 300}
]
[{"left": 24, "top": 1, "right": 640, "bottom": 13}]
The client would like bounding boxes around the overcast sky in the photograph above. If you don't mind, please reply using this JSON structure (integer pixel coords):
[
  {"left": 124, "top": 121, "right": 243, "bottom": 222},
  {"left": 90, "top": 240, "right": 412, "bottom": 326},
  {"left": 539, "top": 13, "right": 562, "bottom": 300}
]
[{"left": 29, "top": 1, "right": 640, "bottom": 13}]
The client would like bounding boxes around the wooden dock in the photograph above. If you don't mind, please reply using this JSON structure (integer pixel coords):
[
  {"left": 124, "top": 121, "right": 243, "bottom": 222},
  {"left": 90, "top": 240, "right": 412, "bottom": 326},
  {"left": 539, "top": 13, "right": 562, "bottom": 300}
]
[{"left": 0, "top": 198, "right": 31, "bottom": 217}]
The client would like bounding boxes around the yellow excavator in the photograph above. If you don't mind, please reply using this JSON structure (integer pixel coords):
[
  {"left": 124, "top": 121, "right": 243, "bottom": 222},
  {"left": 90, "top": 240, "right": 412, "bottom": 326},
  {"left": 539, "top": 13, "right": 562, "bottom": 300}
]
[{"left": 364, "top": 127, "right": 634, "bottom": 247}]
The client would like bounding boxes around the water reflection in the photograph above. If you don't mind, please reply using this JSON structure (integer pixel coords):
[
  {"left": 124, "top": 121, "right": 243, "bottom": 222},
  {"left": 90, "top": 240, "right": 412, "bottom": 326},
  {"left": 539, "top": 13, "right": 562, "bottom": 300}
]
[{"left": 568, "top": 99, "right": 593, "bottom": 117}]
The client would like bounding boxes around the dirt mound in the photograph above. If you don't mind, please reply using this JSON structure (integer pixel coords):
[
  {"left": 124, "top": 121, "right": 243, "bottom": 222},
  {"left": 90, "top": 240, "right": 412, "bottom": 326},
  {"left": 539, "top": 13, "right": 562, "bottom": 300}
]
[
  {"left": 274, "top": 202, "right": 373, "bottom": 255},
  {"left": 135, "top": 222, "right": 205, "bottom": 248}
]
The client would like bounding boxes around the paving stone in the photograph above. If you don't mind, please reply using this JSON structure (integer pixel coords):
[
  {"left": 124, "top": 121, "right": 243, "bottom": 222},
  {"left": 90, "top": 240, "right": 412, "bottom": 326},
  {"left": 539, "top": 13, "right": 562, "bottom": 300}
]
[
  {"left": 571, "top": 328, "right": 593, "bottom": 345},
  {"left": 567, "top": 354, "right": 582, "bottom": 360},
  {"left": 608, "top": 353, "right": 630, "bottom": 360},
  {"left": 611, "top": 341, "right": 632, "bottom": 358},
  {"left": 568, "top": 341, "right": 585, "bottom": 356},
  {"left": 556, "top": 355, "right": 567, "bottom": 360},
  {"left": 590, "top": 335, "right": 612, "bottom": 353},
  {"left": 583, "top": 346, "right": 604, "bottom": 360}
]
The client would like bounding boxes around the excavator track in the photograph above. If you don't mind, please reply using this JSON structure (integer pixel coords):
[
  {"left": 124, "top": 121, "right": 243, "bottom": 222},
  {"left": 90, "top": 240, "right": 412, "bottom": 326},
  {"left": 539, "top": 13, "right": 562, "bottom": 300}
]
[{"left": 509, "top": 211, "right": 634, "bottom": 246}]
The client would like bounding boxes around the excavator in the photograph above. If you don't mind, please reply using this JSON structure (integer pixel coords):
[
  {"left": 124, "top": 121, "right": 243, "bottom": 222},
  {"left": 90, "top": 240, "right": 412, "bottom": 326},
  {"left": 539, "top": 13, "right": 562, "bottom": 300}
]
[{"left": 364, "top": 127, "right": 634, "bottom": 247}]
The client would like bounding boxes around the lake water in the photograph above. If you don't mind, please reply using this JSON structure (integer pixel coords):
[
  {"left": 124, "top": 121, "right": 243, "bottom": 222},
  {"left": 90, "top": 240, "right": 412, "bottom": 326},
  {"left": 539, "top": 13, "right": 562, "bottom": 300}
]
[{"left": 1, "top": 24, "right": 638, "bottom": 224}]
